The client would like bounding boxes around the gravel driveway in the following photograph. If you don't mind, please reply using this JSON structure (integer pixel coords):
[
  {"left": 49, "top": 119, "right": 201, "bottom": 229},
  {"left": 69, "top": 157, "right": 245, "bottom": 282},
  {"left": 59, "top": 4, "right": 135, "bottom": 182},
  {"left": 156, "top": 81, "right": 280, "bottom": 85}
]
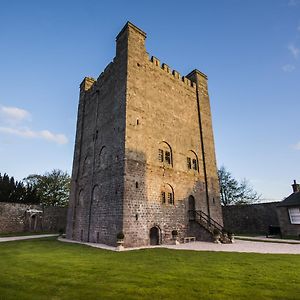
[
  {"left": 164, "top": 239, "right": 300, "bottom": 254},
  {"left": 1, "top": 235, "right": 299, "bottom": 254}
]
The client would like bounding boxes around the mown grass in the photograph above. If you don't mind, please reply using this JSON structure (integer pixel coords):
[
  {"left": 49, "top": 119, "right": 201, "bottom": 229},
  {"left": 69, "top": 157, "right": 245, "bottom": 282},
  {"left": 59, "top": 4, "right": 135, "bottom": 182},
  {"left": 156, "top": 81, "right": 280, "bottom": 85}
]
[{"left": 0, "top": 237, "right": 300, "bottom": 300}]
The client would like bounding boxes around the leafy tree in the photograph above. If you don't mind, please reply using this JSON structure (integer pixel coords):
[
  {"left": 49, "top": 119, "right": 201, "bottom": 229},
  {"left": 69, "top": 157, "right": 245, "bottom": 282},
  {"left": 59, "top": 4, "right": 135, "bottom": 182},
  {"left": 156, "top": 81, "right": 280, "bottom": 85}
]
[
  {"left": 0, "top": 173, "right": 17, "bottom": 202},
  {"left": 24, "top": 169, "right": 70, "bottom": 207},
  {"left": 218, "top": 166, "right": 261, "bottom": 206}
]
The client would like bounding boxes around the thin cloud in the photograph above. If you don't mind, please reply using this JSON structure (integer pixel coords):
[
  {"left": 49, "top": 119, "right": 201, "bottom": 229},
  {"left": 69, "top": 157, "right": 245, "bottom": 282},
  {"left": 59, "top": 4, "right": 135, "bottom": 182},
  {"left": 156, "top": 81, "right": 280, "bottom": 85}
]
[
  {"left": 0, "top": 104, "right": 68, "bottom": 145},
  {"left": 282, "top": 64, "right": 296, "bottom": 72},
  {"left": 288, "top": 44, "right": 300, "bottom": 59},
  {"left": 293, "top": 142, "right": 300, "bottom": 150},
  {"left": 0, "top": 127, "right": 68, "bottom": 145},
  {"left": 288, "top": 0, "right": 300, "bottom": 6},
  {"left": 0, "top": 105, "right": 31, "bottom": 124}
]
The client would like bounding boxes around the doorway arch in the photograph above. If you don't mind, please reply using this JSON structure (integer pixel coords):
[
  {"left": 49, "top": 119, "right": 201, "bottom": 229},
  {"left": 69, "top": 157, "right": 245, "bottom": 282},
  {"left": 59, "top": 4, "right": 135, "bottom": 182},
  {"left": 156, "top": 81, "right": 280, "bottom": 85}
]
[
  {"left": 30, "top": 215, "right": 37, "bottom": 231},
  {"left": 149, "top": 226, "right": 160, "bottom": 245}
]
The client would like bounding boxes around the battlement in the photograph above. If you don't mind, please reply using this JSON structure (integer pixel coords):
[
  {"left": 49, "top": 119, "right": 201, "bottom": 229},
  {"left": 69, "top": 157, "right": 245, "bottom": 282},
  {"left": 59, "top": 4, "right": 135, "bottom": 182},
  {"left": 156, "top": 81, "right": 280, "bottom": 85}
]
[
  {"left": 97, "top": 61, "right": 114, "bottom": 83},
  {"left": 150, "top": 56, "right": 196, "bottom": 89},
  {"left": 116, "top": 21, "right": 146, "bottom": 41},
  {"left": 81, "top": 22, "right": 209, "bottom": 95},
  {"left": 80, "top": 77, "right": 96, "bottom": 92}
]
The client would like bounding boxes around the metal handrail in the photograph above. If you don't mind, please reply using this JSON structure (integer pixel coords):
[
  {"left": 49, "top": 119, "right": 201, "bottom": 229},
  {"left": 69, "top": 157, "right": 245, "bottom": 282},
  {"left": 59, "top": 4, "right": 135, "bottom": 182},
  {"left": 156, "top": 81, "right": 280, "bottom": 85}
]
[{"left": 188, "top": 209, "right": 223, "bottom": 232}]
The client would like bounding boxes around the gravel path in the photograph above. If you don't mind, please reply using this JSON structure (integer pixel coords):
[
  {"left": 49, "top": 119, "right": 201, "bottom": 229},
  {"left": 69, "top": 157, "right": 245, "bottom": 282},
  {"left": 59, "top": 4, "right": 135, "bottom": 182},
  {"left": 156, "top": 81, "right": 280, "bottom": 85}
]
[
  {"left": 1, "top": 235, "right": 299, "bottom": 254},
  {"left": 59, "top": 237, "right": 300, "bottom": 254},
  {"left": 0, "top": 234, "right": 58, "bottom": 242},
  {"left": 235, "top": 235, "right": 300, "bottom": 244},
  {"left": 164, "top": 239, "right": 300, "bottom": 254}
]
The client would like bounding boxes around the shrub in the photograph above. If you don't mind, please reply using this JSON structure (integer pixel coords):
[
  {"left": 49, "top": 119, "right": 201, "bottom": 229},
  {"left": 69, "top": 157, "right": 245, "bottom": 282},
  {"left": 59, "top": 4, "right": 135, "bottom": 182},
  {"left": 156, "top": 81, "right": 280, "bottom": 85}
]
[
  {"left": 213, "top": 228, "right": 220, "bottom": 236},
  {"left": 58, "top": 228, "right": 65, "bottom": 236},
  {"left": 222, "top": 228, "right": 228, "bottom": 234}
]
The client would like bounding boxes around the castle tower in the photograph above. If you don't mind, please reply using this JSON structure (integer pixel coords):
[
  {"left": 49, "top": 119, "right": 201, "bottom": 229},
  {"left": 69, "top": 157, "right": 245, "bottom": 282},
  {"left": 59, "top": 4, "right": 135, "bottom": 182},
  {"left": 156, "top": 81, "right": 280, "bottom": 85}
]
[{"left": 66, "top": 22, "right": 223, "bottom": 247}]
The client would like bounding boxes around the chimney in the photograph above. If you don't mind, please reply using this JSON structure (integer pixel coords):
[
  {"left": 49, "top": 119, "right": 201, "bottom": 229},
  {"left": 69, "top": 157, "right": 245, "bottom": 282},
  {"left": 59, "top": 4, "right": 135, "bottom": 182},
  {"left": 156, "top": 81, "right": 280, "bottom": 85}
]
[{"left": 292, "top": 180, "right": 300, "bottom": 193}]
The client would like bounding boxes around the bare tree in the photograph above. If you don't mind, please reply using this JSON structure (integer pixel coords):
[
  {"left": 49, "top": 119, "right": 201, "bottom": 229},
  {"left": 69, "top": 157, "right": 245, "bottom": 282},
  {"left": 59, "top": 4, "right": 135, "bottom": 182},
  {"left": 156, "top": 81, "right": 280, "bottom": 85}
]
[{"left": 218, "top": 166, "right": 261, "bottom": 206}]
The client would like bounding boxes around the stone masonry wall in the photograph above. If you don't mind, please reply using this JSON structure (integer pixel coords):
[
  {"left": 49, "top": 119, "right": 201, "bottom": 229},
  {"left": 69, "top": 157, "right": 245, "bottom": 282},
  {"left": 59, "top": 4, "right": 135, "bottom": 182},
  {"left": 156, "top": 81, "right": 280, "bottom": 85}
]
[
  {"left": 222, "top": 202, "right": 280, "bottom": 234},
  {"left": 277, "top": 206, "right": 300, "bottom": 237},
  {"left": 0, "top": 202, "right": 67, "bottom": 233},
  {"left": 66, "top": 27, "right": 127, "bottom": 245},
  {"left": 67, "top": 22, "right": 223, "bottom": 247},
  {"left": 122, "top": 23, "right": 222, "bottom": 247}
]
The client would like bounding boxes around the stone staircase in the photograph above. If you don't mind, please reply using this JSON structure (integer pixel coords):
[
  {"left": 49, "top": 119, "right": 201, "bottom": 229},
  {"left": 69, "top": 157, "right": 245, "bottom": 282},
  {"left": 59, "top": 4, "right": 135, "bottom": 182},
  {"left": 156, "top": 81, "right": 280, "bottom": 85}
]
[{"left": 188, "top": 210, "right": 232, "bottom": 244}]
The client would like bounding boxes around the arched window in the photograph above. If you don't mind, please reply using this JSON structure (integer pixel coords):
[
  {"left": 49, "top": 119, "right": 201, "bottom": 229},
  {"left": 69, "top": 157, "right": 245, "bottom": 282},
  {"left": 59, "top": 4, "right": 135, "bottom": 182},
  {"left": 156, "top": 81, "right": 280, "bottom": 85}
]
[
  {"left": 77, "top": 189, "right": 84, "bottom": 206},
  {"left": 186, "top": 150, "right": 199, "bottom": 172},
  {"left": 98, "top": 146, "right": 107, "bottom": 170},
  {"left": 161, "top": 183, "right": 174, "bottom": 205},
  {"left": 92, "top": 185, "right": 100, "bottom": 204},
  {"left": 158, "top": 141, "right": 173, "bottom": 167},
  {"left": 83, "top": 156, "right": 91, "bottom": 175}
]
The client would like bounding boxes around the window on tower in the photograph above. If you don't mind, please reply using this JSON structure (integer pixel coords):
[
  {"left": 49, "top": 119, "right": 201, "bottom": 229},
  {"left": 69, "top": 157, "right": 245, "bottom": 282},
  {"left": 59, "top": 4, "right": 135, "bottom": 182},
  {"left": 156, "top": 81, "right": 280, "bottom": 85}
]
[
  {"left": 161, "top": 184, "right": 174, "bottom": 206},
  {"left": 187, "top": 151, "right": 199, "bottom": 173},
  {"left": 158, "top": 142, "right": 173, "bottom": 167}
]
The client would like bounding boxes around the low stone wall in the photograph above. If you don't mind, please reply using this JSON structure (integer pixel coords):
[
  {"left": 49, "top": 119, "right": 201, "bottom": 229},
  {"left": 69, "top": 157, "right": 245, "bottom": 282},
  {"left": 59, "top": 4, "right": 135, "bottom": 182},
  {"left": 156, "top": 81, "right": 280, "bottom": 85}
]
[
  {"left": 0, "top": 202, "right": 67, "bottom": 234},
  {"left": 222, "top": 202, "right": 280, "bottom": 234}
]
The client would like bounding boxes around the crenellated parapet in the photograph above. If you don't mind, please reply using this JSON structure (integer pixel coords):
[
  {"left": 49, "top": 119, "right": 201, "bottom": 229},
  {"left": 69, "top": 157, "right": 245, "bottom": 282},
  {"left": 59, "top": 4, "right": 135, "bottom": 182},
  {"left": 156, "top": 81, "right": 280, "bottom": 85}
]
[
  {"left": 80, "top": 60, "right": 116, "bottom": 94},
  {"left": 80, "top": 77, "right": 96, "bottom": 92},
  {"left": 150, "top": 56, "right": 196, "bottom": 89},
  {"left": 96, "top": 61, "right": 114, "bottom": 84}
]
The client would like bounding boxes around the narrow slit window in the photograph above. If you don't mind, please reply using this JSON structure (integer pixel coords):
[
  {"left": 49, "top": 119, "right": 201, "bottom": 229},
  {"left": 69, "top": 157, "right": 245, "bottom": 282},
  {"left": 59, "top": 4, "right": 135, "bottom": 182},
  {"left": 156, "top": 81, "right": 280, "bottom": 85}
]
[
  {"left": 158, "top": 149, "right": 164, "bottom": 162},
  {"left": 165, "top": 151, "right": 171, "bottom": 164},
  {"left": 187, "top": 157, "right": 191, "bottom": 169},
  {"left": 168, "top": 192, "right": 174, "bottom": 205},
  {"left": 192, "top": 159, "right": 197, "bottom": 170},
  {"left": 161, "top": 192, "right": 166, "bottom": 204}
]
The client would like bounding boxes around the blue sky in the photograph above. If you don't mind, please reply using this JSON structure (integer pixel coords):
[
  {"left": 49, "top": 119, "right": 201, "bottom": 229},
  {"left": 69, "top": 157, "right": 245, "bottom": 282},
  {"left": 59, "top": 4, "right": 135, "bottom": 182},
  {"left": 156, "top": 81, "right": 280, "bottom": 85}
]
[{"left": 0, "top": 0, "right": 299, "bottom": 201}]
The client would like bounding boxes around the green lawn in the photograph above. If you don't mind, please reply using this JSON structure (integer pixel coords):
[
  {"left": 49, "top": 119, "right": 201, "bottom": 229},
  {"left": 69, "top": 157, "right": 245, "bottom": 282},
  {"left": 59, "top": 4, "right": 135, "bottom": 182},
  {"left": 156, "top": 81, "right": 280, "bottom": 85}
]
[{"left": 1, "top": 237, "right": 300, "bottom": 300}]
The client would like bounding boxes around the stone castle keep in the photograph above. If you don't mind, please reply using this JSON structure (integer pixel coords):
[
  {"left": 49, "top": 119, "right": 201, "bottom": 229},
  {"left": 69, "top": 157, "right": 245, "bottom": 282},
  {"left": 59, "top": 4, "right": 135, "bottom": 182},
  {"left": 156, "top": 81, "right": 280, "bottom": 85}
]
[{"left": 66, "top": 22, "right": 223, "bottom": 247}]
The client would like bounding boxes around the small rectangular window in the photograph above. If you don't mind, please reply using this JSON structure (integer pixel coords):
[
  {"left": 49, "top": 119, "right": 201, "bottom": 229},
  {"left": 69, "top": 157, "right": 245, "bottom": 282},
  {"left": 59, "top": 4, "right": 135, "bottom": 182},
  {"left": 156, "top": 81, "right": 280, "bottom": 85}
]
[
  {"left": 168, "top": 192, "right": 174, "bottom": 205},
  {"left": 158, "top": 149, "right": 164, "bottom": 162},
  {"left": 289, "top": 207, "right": 300, "bottom": 224},
  {"left": 165, "top": 151, "right": 171, "bottom": 164},
  {"left": 161, "top": 192, "right": 166, "bottom": 204},
  {"left": 192, "top": 159, "right": 197, "bottom": 170},
  {"left": 187, "top": 157, "right": 191, "bottom": 169}
]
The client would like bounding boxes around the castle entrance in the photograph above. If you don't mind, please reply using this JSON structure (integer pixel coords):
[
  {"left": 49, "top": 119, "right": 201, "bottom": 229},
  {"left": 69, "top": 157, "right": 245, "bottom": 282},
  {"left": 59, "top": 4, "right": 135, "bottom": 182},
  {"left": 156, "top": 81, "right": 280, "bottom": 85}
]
[{"left": 149, "top": 226, "right": 160, "bottom": 245}]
